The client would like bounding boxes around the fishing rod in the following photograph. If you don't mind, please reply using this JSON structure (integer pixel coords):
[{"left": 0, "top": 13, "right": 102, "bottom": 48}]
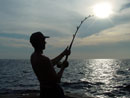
[
  {"left": 57, "top": 15, "right": 93, "bottom": 68},
  {"left": 64, "top": 15, "right": 93, "bottom": 62}
]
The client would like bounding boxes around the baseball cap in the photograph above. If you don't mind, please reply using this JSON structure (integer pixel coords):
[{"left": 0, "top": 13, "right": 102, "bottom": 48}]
[{"left": 30, "top": 31, "right": 49, "bottom": 44}]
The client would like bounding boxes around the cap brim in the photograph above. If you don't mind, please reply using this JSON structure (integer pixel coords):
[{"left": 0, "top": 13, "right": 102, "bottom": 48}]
[{"left": 45, "top": 36, "right": 50, "bottom": 38}]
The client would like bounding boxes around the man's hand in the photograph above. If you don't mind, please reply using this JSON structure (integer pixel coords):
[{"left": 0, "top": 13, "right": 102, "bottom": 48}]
[
  {"left": 63, "top": 46, "right": 71, "bottom": 56},
  {"left": 62, "top": 61, "right": 69, "bottom": 68}
]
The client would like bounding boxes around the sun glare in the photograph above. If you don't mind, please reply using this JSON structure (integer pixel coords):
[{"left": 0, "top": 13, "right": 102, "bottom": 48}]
[{"left": 93, "top": 2, "right": 112, "bottom": 18}]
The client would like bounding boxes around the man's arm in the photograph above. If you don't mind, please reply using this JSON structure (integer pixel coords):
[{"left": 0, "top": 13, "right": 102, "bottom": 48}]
[
  {"left": 51, "top": 52, "right": 64, "bottom": 66},
  {"left": 56, "top": 61, "right": 69, "bottom": 82},
  {"left": 51, "top": 47, "right": 70, "bottom": 66},
  {"left": 44, "top": 57, "right": 69, "bottom": 83}
]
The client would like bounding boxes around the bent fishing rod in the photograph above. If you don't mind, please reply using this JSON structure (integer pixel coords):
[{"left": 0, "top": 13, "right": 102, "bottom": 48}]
[
  {"left": 57, "top": 15, "right": 93, "bottom": 68},
  {"left": 64, "top": 15, "right": 93, "bottom": 62}
]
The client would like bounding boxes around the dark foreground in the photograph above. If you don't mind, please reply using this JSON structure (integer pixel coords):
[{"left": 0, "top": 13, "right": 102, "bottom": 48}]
[{"left": 0, "top": 92, "right": 95, "bottom": 98}]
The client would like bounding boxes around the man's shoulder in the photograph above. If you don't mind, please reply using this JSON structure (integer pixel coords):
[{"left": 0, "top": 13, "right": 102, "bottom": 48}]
[
  {"left": 38, "top": 55, "right": 52, "bottom": 66},
  {"left": 40, "top": 55, "right": 50, "bottom": 61},
  {"left": 31, "top": 53, "right": 50, "bottom": 62}
]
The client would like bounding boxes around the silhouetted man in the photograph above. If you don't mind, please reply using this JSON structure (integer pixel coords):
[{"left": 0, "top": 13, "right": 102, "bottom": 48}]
[{"left": 30, "top": 32, "right": 70, "bottom": 98}]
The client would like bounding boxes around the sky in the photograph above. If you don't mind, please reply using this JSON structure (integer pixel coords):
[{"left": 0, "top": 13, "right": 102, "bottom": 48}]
[{"left": 0, "top": 0, "right": 130, "bottom": 59}]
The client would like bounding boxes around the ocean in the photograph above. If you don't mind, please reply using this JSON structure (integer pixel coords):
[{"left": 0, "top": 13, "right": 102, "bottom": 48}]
[{"left": 0, "top": 59, "right": 130, "bottom": 98}]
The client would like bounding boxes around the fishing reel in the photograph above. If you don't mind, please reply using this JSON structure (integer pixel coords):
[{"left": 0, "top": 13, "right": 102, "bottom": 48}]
[
  {"left": 57, "top": 62, "right": 62, "bottom": 68},
  {"left": 57, "top": 61, "right": 69, "bottom": 68}
]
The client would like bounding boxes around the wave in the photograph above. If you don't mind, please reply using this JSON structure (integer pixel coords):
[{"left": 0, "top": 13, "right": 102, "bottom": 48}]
[
  {"left": 0, "top": 89, "right": 39, "bottom": 94},
  {"left": 62, "top": 81, "right": 105, "bottom": 89}
]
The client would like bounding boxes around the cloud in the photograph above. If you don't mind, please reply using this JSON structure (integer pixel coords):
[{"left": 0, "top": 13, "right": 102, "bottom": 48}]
[
  {"left": 47, "top": 37, "right": 72, "bottom": 48},
  {"left": 0, "top": 0, "right": 129, "bottom": 36},
  {"left": 1, "top": 23, "right": 130, "bottom": 50},
  {"left": 0, "top": 0, "right": 81, "bottom": 36},
  {"left": 0, "top": 36, "right": 31, "bottom": 48},
  {"left": 46, "top": 22, "right": 130, "bottom": 48},
  {"left": 120, "top": 3, "right": 130, "bottom": 11},
  {"left": 76, "top": 23, "right": 130, "bottom": 46},
  {"left": 0, "top": 32, "right": 29, "bottom": 40}
]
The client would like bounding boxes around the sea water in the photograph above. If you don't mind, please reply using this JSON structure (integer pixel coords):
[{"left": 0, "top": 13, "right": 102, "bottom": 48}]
[{"left": 0, "top": 59, "right": 130, "bottom": 98}]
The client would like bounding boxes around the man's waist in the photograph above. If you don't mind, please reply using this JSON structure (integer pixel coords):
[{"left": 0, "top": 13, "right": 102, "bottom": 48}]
[{"left": 40, "top": 82, "right": 59, "bottom": 88}]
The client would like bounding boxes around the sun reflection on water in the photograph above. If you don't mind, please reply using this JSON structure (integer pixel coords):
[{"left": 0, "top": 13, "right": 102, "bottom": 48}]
[
  {"left": 83, "top": 59, "right": 120, "bottom": 84},
  {"left": 80, "top": 59, "right": 121, "bottom": 97}
]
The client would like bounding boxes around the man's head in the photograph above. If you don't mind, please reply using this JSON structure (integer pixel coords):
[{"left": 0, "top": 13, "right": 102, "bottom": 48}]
[{"left": 30, "top": 32, "right": 49, "bottom": 50}]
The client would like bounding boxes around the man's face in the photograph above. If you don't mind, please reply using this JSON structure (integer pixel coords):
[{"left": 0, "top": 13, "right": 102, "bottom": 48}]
[{"left": 39, "top": 37, "right": 46, "bottom": 50}]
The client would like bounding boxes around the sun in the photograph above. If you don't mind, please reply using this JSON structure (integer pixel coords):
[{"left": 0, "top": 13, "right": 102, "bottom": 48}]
[{"left": 93, "top": 2, "right": 112, "bottom": 18}]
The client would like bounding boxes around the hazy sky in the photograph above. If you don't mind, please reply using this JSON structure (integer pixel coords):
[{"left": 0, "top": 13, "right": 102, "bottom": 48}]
[{"left": 0, "top": 0, "right": 130, "bottom": 59}]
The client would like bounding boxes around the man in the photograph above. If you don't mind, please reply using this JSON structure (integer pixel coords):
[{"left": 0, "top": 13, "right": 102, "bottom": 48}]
[{"left": 30, "top": 32, "right": 70, "bottom": 98}]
